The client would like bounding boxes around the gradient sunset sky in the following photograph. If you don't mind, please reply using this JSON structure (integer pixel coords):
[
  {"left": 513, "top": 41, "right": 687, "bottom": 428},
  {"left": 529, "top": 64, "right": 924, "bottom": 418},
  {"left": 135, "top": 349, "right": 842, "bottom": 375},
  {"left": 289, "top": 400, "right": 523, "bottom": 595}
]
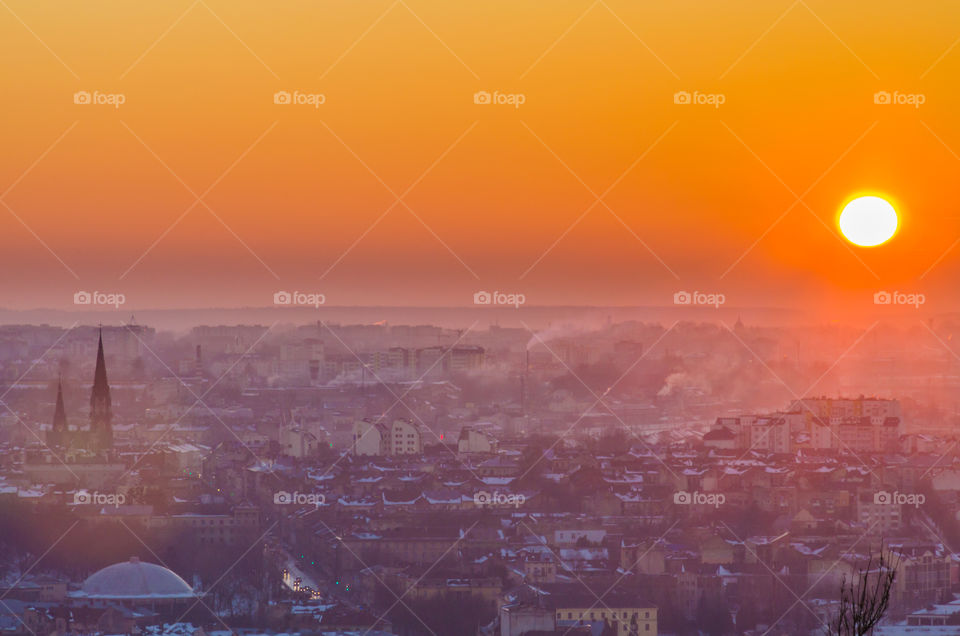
[{"left": 3, "top": 0, "right": 960, "bottom": 313}]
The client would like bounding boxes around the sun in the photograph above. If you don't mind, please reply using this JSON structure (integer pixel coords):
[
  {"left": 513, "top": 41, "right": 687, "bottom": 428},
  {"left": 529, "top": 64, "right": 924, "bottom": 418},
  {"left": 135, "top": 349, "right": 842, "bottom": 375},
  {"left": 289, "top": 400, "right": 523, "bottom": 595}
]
[{"left": 838, "top": 196, "right": 898, "bottom": 247}]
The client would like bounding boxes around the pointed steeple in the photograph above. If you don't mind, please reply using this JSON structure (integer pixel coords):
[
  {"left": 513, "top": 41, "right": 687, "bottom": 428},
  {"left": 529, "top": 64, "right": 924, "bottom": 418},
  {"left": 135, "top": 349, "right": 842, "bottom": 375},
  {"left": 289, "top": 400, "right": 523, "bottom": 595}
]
[
  {"left": 90, "top": 328, "right": 113, "bottom": 449},
  {"left": 52, "top": 377, "right": 67, "bottom": 432},
  {"left": 92, "top": 330, "right": 110, "bottom": 402}
]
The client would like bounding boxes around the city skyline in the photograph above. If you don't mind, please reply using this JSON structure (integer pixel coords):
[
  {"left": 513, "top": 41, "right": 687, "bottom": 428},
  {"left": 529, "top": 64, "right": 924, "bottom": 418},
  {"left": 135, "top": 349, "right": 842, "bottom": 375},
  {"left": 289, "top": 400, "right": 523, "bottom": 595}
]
[{"left": 5, "top": 2, "right": 960, "bottom": 635}]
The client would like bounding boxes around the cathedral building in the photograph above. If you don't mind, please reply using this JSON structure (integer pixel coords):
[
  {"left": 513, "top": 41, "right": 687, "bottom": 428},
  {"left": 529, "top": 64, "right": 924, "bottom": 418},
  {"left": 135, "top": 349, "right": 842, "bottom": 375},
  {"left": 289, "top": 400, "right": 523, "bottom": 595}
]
[{"left": 47, "top": 330, "right": 114, "bottom": 452}]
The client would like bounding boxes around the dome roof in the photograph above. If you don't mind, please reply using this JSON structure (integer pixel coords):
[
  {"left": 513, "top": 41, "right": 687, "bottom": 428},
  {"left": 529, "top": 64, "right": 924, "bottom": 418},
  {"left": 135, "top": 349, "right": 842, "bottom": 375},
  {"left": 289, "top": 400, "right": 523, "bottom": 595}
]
[{"left": 80, "top": 557, "right": 195, "bottom": 599}]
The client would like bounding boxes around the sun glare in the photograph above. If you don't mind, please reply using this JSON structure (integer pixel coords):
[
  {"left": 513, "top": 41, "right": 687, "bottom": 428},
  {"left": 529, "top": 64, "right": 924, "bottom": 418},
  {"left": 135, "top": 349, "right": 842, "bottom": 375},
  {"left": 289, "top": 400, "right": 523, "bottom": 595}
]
[{"left": 838, "top": 196, "right": 899, "bottom": 247}]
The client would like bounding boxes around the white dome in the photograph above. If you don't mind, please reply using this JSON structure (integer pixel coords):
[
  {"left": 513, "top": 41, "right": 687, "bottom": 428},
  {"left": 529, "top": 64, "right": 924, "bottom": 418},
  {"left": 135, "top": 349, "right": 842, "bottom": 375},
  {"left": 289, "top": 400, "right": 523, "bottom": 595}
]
[{"left": 81, "top": 557, "right": 195, "bottom": 599}]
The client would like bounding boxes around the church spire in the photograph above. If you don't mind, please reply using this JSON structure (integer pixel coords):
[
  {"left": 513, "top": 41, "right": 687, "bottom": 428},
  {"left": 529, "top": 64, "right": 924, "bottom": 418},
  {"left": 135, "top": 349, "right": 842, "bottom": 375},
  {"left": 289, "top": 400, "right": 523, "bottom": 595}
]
[
  {"left": 90, "top": 328, "right": 113, "bottom": 448},
  {"left": 52, "top": 376, "right": 67, "bottom": 432}
]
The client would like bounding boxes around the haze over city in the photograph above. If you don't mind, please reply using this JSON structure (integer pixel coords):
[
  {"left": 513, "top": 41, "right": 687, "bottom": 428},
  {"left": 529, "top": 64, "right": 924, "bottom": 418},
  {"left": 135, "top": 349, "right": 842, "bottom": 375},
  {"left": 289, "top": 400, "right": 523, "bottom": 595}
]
[{"left": 3, "top": 1, "right": 960, "bottom": 635}]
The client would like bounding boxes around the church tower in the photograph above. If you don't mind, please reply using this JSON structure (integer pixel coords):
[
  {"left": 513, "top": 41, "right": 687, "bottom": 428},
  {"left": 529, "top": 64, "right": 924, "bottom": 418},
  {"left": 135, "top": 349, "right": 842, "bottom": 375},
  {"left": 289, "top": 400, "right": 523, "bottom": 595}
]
[
  {"left": 47, "top": 377, "right": 68, "bottom": 447},
  {"left": 89, "top": 329, "right": 113, "bottom": 450}
]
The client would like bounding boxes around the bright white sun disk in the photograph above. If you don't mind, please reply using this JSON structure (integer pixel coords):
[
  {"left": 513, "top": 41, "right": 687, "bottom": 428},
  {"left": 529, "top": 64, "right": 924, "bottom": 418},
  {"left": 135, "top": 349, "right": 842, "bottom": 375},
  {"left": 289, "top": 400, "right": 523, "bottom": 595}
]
[{"left": 839, "top": 196, "right": 898, "bottom": 247}]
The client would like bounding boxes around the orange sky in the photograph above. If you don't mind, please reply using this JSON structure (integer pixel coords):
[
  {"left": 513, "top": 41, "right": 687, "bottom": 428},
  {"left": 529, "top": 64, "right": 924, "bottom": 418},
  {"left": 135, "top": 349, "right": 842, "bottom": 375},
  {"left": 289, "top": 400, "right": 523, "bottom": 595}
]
[{"left": 3, "top": 0, "right": 960, "bottom": 315}]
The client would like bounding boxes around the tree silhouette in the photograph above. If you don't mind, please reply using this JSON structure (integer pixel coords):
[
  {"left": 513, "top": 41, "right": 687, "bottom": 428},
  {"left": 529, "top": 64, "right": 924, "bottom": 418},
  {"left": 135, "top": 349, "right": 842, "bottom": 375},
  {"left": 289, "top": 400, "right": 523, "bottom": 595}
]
[{"left": 828, "top": 547, "right": 900, "bottom": 636}]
